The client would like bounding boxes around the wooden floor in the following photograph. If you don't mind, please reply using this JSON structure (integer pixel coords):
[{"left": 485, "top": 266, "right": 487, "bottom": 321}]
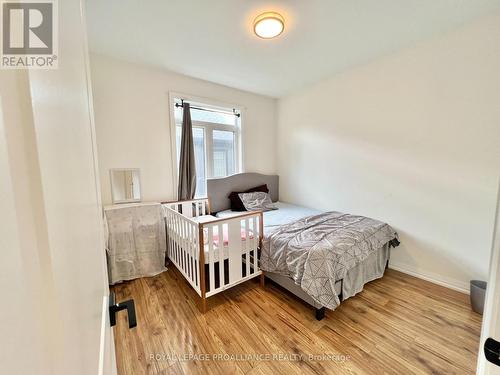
[{"left": 112, "top": 267, "right": 482, "bottom": 375}]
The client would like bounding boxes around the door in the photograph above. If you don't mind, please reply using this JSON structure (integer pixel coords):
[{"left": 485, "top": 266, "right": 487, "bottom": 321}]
[
  {"left": 0, "top": 0, "right": 116, "bottom": 374},
  {"left": 478, "top": 181, "right": 500, "bottom": 374}
]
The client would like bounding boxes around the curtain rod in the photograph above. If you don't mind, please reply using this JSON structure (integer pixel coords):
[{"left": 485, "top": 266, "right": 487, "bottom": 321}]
[{"left": 175, "top": 101, "right": 241, "bottom": 118}]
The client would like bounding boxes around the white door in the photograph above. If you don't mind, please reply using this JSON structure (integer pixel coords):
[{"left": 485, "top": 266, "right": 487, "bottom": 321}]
[
  {"left": 0, "top": 0, "right": 116, "bottom": 374},
  {"left": 478, "top": 181, "right": 500, "bottom": 374}
]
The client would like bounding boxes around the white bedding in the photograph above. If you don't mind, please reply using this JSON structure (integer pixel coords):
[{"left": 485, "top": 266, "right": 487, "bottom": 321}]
[
  {"left": 206, "top": 201, "right": 320, "bottom": 263},
  {"left": 262, "top": 202, "right": 321, "bottom": 236},
  {"left": 216, "top": 201, "right": 322, "bottom": 237}
]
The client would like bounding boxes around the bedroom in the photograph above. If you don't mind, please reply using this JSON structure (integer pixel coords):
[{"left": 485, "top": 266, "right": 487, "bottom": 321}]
[{"left": 1, "top": 0, "right": 500, "bottom": 374}]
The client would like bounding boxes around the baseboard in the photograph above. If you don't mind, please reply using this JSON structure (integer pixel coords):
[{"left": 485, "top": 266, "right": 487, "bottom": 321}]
[{"left": 388, "top": 261, "right": 470, "bottom": 294}]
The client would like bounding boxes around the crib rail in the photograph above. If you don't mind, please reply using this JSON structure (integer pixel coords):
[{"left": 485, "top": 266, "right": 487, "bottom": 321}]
[
  {"left": 201, "top": 211, "right": 263, "bottom": 298},
  {"left": 162, "top": 198, "right": 209, "bottom": 217},
  {"left": 163, "top": 199, "right": 263, "bottom": 312},
  {"left": 164, "top": 203, "right": 203, "bottom": 295}
]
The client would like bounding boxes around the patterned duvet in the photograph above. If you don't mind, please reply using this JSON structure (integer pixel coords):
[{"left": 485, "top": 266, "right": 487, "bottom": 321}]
[{"left": 260, "top": 211, "right": 398, "bottom": 309}]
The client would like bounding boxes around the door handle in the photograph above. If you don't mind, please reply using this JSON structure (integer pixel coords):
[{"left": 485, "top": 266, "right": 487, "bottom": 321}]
[
  {"left": 484, "top": 337, "right": 500, "bottom": 366},
  {"left": 109, "top": 292, "right": 137, "bottom": 329}
]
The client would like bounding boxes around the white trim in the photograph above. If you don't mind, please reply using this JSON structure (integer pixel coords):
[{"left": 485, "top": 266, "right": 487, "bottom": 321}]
[
  {"left": 167, "top": 91, "right": 244, "bottom": 199},
  {"left": 205, "top": 126, "right": 213, "bottom": 178},
  {"left": 237, "top": 108, "right": 245, "bottom": 173},
  {"left": 168, "top": 92, "right": 178, "bottom": 198},
  {"left": 98, "top": 295, "right": 108, "bottom": 375},
  {"left": 389, "top": 261, "right": 470, "bottom": 294},
  {"left": 477, "top": 180, "right": 500, "bottom": 375}
]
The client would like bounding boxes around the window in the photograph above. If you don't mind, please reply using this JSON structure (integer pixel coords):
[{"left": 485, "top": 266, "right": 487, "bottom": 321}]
[{"left": 174, "top": 100, "right": 241, "bottom": 197}]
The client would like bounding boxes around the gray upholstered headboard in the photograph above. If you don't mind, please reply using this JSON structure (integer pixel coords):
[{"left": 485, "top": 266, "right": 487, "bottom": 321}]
[{"left": 207, "top": 173, "right": 279, "bottom": 213}]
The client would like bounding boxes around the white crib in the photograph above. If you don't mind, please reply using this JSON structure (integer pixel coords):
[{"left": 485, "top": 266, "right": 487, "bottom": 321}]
[{"left": 163, "top": 198, "right": 263, "bottom": 312}]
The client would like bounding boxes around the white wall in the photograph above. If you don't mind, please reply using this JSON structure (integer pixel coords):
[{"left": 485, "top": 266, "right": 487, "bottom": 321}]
[
  {"left": 277, "top": 13, "right": 500, "bottom": 291},
  {"left": 90, "top": 54, "right": 277, "bottom": 205}
]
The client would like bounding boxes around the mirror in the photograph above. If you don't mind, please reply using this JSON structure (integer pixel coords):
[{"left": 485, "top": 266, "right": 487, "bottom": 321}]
[{"left": 110, "top": 168, "right": 141, "bottom": 204}]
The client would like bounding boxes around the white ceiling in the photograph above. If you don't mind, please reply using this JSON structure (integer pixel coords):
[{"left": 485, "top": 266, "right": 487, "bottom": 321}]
[{"left": 86, "top": 0, "right": 500, "bottom": 98}]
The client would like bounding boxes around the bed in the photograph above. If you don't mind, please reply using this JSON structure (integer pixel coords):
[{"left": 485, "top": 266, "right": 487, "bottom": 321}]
[{"left": 208, "top": 173, "right": 398, "bottom": 320}]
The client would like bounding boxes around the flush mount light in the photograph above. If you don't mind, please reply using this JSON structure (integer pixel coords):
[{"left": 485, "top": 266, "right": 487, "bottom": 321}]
[{"left": 253, "top": 12, "right": 284, "bottom": 39}]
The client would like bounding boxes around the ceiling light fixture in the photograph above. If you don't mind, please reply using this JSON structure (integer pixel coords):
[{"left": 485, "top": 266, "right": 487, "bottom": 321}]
[{"left": 253, "top": 12, "right": 284, "bottom": 39}]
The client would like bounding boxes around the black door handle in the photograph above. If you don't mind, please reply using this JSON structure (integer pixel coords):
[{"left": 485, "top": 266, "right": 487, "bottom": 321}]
[
  {"left": 484, "top": 337, "right": 500, "bottom": 366},
  {"left": 109, "top": 292, "right": 137, "bottom": 329}
]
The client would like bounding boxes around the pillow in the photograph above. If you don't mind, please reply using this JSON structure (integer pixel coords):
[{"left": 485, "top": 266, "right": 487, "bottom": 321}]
[
  {"left": 238, "top": 192, "right": 277, "bottom": 212},
  {"left": 228, "top": 184, "right": 269, "bottom": 211}
]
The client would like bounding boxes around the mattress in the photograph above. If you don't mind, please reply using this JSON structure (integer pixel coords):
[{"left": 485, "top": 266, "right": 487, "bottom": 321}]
[
  {"left": 217, "top": 201, "right": 394, "bottom": 312},
  {"left": 265, "top": 243, "right": 390, "bottom": 309},
  {"left": 203, "top": 244, "right": 229, "bottom": 263},
  {"left": 204, "top": 202, "right": 319, "bottom": 264},
  {"left": 216, "top": 201, "right": 321, "bottom": 237},
  {"left": 202, "top": 234, "right": 255, "bottom": 263},
  {"left": 192, "top": 215, "right": 255, "bottom": 264},
  {"left": 261, "top": 202, "right": 321, "bottom": 236}
]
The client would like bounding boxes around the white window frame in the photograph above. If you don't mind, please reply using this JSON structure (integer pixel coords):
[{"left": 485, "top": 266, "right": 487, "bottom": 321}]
[
  {"left": 190, "top": 120, "right": 240, "bottom": 178},
  {"left": 168, "top": 92, "right": 244, "bottom": 198}
]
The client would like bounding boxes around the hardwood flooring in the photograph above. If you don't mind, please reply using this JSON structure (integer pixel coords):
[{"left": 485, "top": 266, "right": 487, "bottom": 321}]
[{"left": 111, "top": 267, "right": 482, "bottom": 375}]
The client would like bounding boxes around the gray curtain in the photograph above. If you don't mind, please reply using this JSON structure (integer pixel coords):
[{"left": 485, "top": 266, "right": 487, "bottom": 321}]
[{"left": 177, "top": 103, "right": 197, "bottom": 200}]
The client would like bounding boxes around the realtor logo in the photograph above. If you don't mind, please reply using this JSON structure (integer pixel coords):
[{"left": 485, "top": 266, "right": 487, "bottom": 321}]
[{"left": 1, "top": 0, "right": 58, "bottom": 69}]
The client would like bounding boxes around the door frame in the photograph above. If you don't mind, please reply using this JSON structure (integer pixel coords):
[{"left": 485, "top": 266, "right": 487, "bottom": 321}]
[{"left": 478, "top": 179, "right": 500, "bottom": 374}]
